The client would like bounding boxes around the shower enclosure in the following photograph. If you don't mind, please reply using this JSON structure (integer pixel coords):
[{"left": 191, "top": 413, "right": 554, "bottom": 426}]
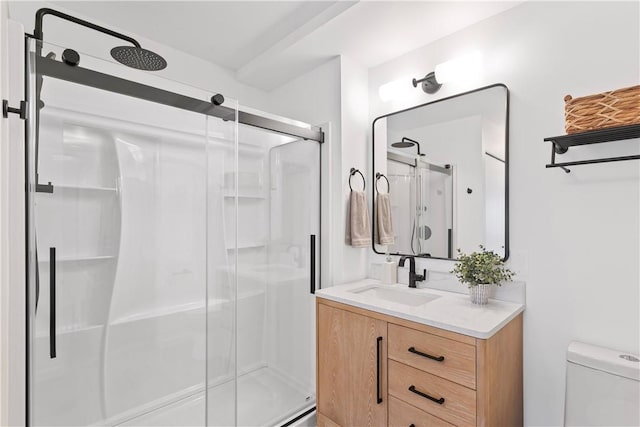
[
  {"left": 26, "top": 37, "right": 321, "bottom": 426},
  {"left": 386, "top": 154, "right": 452, "bottom": 257}
]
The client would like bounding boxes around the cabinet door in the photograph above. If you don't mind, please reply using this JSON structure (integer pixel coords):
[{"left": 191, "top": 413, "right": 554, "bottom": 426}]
[{"left": 317, "top": 303, "right": 387, "bottom": 427}]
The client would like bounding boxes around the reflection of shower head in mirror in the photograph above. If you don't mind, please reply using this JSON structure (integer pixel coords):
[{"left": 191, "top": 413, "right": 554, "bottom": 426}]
[
  {"left": 391, "top": 137, "right": 425, "bottom": 156},
  {"left": 391, "top": 140, "right": 414, "bottom": 148}
]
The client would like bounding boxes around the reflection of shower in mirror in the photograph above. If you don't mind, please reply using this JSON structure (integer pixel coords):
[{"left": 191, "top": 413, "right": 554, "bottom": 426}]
[
  {"left": 385, "top": 153, "right": 453, "bottom": 256},
  {"left": 373, "top": 84, "right": 509, "bottom": 260}
]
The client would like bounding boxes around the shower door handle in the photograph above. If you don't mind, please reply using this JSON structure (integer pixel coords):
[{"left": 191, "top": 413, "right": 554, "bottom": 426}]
[
  {"left": 35, "top": 248, "right": 40, "bottom": 311},
  {"left": 49, "top": 247, "right": 56, "bottom": 359},
  {"left": 310, "top": 234, "right": 316, "bottom": 294}
]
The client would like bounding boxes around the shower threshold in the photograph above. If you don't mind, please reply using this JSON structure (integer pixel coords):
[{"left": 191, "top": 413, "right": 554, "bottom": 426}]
[{"left": 115, "top": 367, "right": 314, "bottom": 427}]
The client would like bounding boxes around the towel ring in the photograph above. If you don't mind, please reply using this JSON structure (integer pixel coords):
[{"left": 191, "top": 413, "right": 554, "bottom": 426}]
[
  {"left": 349, "top": 168, "right": 365, "bottom": 191},
  {"left": 375, "top": 173, "right": 390, "bottom": 194}
]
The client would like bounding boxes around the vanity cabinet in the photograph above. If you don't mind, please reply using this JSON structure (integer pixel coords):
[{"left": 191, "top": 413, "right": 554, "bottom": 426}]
[
  {"left": 316, "top": 302, "right": 387, "bottom": 427},
  {"left": 316, "top": 298, "right": 523, "bottom": 427}
]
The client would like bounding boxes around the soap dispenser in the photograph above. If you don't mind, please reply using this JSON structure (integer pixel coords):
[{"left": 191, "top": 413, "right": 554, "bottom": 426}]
[{"left": 380, "top": 252, "right": 397, "bottom": 285}]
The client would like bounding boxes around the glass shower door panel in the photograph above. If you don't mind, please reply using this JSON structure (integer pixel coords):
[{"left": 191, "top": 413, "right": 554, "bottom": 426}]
[
  {"left": 32, "top": 102, "right": 123, "bottom": 426},
  {"left": 28, "top": 41, "right": 220, "bottom": 426},
  {"left": 417, "top": 167, "right": 453, "bottom": 257},
  {"left": 266, "top": 139, "right": 319, "bottom": 423},
  {"left": 233, "top": 125, "right": 320, "bottom": 426},
  {"left": 205, "top": 109, "right": 239, "bottom": 427}
]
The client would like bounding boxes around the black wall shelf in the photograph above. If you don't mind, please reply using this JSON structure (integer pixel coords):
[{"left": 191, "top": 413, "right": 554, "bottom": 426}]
[{"left": 544, "top": 124, "right": 640, "bottom": 173}]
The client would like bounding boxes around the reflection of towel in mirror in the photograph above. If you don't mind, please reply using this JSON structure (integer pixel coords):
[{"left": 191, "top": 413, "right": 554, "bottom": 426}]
[
  {"left": 375, "top": 193, "right": 394, "bottom": 245},
  {"left": 345, "top": 191, "right": 371, "bottom": 248}
]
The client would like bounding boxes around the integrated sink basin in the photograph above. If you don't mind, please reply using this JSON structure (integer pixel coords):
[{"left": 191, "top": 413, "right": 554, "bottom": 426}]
[{"left": 350, "top": 285, "right": 440, "bottom": 307}]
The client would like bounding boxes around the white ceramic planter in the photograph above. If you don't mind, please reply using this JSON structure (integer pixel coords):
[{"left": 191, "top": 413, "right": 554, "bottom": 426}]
[{"left": 469, "top": 284, "right": 491, "bottom": 305}]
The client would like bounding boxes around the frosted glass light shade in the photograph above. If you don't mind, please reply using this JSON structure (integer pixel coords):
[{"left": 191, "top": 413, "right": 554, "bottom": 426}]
[
  {"left": 379, "top": 77, "right": 411, "bottom": 102},
  {"left": 434, "top": 51, "right": 482, "bottom": 84}
]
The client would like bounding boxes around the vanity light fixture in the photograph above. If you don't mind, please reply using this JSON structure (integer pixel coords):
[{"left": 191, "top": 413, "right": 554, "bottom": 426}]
[
  {"left": 379, "top": 77, "right": 412, "bottom": 102},
  {"left": 412, "top": 72, "right": 441, "bottom": 94},
  {"left": 413, "top": 51, "right": 483, "bottom": 95}
]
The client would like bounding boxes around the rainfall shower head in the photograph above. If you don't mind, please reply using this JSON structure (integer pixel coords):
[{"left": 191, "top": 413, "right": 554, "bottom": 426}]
[
  {"left": 391, "top": 137, "right": 425, "bottom": 156},
  {"left": 111, "top": 46, "right": 167, "bottom": 71},
  {"left": 34, "top": 8, "right": 167, "bottom": 72}
]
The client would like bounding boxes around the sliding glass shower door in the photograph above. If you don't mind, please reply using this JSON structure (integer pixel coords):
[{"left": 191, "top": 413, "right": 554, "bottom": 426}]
[
  {"left": 27, "top": 39, "right": 237, "bottom": 426},
  {"left": 27, "top": 39, "right": 320, "bottom": 427},
  {"left": 229, "top": 127, "right": 319, "bottom": 426}
]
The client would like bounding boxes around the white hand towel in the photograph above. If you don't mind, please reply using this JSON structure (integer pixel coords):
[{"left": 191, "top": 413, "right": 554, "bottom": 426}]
[
  {"left": 345, "top": 190, "right": 372, "bottom": 248},
  {"left": 375, "top": 193, "right": 395, "bottom": 245}
]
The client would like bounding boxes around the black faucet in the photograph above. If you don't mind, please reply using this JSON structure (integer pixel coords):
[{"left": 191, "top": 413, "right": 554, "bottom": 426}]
[{"left": 398, "top": 256, "right": 427, "bottom": 288}]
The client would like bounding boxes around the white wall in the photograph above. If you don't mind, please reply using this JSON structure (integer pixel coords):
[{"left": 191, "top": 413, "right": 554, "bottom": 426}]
[
  {"left": 0, "top": 11, "right": 27, "bottom": 427},
  {"left": 0, "top": 5, "right": 8, "bottom": 425},
  {"left": 368, "top": 2, "right": 639, "bottom": 425},
  {"left": 338, "top": 56, "right": 369, "bottom": 284}
]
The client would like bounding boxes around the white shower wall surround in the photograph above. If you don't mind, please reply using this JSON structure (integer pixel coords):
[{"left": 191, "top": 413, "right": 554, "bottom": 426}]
[{"left": 30, "top": 42, "right": 317, "bottom": 426}]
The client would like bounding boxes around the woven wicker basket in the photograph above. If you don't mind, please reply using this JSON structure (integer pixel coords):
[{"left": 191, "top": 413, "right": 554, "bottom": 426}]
[{"left": 564, "top": 85, "right": 640, "bottom": 134}]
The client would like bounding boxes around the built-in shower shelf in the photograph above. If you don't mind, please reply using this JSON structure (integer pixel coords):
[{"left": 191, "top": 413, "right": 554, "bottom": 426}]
[
  {"left": 224, "top": 193, "right": 266, "bottom": 200},
  {"left": 39, "top": 255, "right": 116, "bottom": 263},
  {"left": 34, "top": 324, "right": 103, "bottom": 339},
  {"left": 215, "top": 141, "right": 266, "bottom": 156},
  {"left": 227, "top": 242, "right": 266, "bottom": 250},
  {"left": 112, "top": 300, "right": 225, "bottom": 325},
  {"left": 53, "top": 184, "right": 118, "bottom": 192},
  {"left": 239, "top": 144, "right": 267, "bottom": 156}
]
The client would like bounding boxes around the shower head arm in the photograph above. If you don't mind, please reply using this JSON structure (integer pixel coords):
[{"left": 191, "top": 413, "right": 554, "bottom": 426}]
[
  {"left": 34, "top": 8, "right": 141, "bottom": 48},
  {"left": 402, "top": 137, "right": 423, "bottom": 155}
]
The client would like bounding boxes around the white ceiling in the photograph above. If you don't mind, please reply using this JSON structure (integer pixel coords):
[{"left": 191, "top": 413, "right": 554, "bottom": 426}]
[
  {"left": 32, "top": 1, "right": 521, "bottom": 91},
  {"left": 51, "top": 1, "right": 352, "bottom": 70}
]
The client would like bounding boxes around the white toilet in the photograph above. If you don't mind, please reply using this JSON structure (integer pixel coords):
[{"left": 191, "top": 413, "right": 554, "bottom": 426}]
[{"left": 564, "top": 341, "right": 640, "bottom": 426}]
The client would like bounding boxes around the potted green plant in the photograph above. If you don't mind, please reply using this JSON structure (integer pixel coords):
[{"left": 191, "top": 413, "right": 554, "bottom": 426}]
[{"left": 451, "top": 246, "right": 514, "bottom": 305}]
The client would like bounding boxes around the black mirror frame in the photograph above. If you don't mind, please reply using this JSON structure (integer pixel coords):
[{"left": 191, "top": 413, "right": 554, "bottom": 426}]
[{"left": 371, "top": 83, "right": 510, "bottom": 262}]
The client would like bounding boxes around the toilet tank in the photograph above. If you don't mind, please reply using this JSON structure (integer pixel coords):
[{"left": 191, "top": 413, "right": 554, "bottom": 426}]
[{"left": 564, "top": 341, "right": 640, "bottom": 426}]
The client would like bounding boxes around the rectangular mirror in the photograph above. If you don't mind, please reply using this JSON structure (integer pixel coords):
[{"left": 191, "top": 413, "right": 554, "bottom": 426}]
[{"left": 372, "top": 84, "right": 509, "bottom": 260}]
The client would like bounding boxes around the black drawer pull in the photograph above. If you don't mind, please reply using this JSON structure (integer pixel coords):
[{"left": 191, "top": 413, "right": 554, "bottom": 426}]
[
  {"left": 408, "top": 346, "right": 444, "bottom": 362},
  {"left": 409, "top": 425, "right": 415, "bottom": 427},
  {"left": 408, "top": 385, "right": 445, "bottom": 405}
]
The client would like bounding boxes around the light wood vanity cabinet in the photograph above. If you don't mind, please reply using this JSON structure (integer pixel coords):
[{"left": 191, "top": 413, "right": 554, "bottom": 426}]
[
  {"left": 317, "top": 298, "right": 523, "bottom": 427},
  {"left": 316, "top": 302, "right": 387, "bottom": 427}
]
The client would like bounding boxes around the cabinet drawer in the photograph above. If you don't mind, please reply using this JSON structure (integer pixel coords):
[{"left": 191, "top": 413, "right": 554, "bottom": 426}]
[
  {"left": 389, "top": 360, "right": 476, "bottom": 426},
  {"left": 388, "top": 323, "right": 476, "bottom": 389},
  {"left": 389, "top": 396, "right": 455, "bottom": 427}
]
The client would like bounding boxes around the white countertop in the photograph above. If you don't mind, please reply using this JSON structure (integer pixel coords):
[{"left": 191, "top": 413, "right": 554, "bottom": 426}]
[{"left": 316, "top": 279, "right": 525, "bottom": 339}]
